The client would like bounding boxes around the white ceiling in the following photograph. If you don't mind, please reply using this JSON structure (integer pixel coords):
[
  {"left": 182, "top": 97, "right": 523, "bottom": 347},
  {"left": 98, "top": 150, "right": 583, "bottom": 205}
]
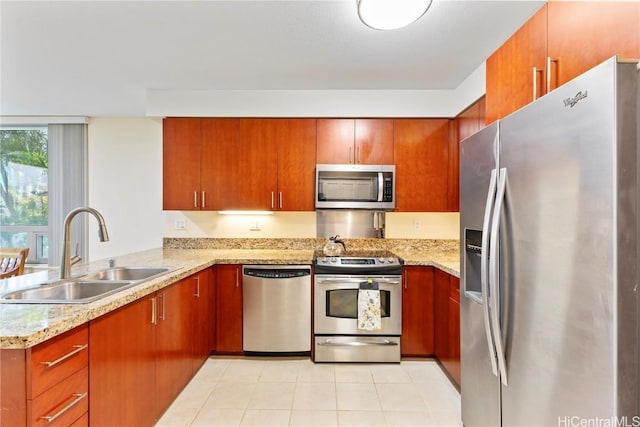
[{"left": 0, "top": 0, "right": 544, "bottom": 117}]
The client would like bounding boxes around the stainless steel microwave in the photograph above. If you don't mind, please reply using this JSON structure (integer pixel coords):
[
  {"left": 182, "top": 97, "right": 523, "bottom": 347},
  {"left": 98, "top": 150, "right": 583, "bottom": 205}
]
[{"left": 315, "top": 164, "right": 395, "bottom": 209}]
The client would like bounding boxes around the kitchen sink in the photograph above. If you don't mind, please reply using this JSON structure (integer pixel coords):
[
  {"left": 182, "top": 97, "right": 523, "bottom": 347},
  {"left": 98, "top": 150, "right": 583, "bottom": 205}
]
[
  {"left": 0, "top": 280, "right": 134, "bottom": 303},
  {"left": 0, "top": 266, "right": 176, "bottom": 304},
  {"left": 82, "top": 266, "right": 172, "bottom": 282}
]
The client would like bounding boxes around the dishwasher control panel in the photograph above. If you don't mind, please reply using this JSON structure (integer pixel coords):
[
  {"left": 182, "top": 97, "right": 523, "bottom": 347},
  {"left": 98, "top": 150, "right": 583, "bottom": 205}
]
[{"left": 243, "top": 267, "right": 310, "bottom": 279}]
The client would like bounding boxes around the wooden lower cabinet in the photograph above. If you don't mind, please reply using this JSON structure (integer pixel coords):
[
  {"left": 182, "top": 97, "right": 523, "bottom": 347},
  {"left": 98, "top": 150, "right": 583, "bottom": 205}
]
[
  {"left": 215, "top": 265, "right": 243, "bottom": 353},
  {"left": 89, "top": 295, "right": 156, "bottom": 426},
  {"left": 401, "top": 266, "right": 435, "bottom": 356},
  {"left": 191, "top": 268, "right": 215, "bottom": 370},
  {"left": 446, "top": 277, "right": 461, "bottom": 385},
  {"left": 434, "top": 269, "right": 450, "bottom": 360},
  {"left": 434, "top": 269, "right": 461, "bottom": 386},
  {"left": 0, "top": 324, "right": 90, "bottom": 426},
  {"left": 90, "top": 271, "right": 215, "bottom": 426},
  {"left": 155, "top": 280, "right": 193, "bottom": 416}
]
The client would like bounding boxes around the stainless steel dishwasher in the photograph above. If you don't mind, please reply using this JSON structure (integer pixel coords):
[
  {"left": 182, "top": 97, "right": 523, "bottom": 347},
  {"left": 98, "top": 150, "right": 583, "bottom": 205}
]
[{"left": 242, "top": 265, "right": 311, "bottom": 354}]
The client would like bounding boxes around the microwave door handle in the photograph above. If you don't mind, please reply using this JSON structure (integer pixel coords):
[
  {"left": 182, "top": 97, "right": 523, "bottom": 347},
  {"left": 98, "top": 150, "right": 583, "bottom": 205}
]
[{"left": 377, "top": 172, "right": 384, "bottom": 202}]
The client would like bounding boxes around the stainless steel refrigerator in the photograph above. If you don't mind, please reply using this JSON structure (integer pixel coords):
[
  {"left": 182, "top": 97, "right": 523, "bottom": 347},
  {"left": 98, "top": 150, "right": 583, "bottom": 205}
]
[{"left": 460, "top": 57, "right": 639, "bottom": 426}]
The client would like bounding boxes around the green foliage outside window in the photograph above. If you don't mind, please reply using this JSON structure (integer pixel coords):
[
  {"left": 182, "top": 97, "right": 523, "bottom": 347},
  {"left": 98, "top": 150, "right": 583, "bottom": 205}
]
[{"left": 0, "top": 129, "right": 49, "bottom": 226}]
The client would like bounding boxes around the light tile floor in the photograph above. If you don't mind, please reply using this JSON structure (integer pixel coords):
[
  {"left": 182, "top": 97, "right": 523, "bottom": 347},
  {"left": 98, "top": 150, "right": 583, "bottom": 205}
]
[{"left": 155, "top": 357, "right": 462, "bottom": 427}]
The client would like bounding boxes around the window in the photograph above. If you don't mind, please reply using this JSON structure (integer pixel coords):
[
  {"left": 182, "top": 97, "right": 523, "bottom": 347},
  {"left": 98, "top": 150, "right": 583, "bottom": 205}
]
[{"left": 0, "top": 127, "right": 49, "bottom": 263}]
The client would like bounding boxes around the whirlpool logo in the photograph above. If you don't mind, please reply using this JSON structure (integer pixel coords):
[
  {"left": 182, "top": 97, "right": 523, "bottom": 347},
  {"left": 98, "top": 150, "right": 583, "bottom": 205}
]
[{"left": 563, "top": 91, "right": 588, "bottom": 108}]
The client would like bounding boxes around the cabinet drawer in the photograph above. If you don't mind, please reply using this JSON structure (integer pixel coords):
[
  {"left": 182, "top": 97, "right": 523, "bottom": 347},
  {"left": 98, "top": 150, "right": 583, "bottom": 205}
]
[
  {"left": 449, "top": 278, "right": 460, "bottom": 302},
  {"left": 29, "top": 325, "right": 88, "bottom": 398},
  {"left": 30, "top": 367, "right": 88, "bottom": 427}
]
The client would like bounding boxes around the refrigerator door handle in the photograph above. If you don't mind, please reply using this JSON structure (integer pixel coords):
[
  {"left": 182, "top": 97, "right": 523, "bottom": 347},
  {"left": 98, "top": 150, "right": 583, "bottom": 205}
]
[
  {"left": 480, "top": 168, "right": 499, "bottom": 377},
  {"left": 489, "top": 167, "right": 509, "bottom": 386}
]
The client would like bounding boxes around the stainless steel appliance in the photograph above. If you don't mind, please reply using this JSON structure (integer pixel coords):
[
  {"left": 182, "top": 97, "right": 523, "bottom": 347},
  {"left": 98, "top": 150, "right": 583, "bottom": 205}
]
[
  {"left": 242, "top": 265, "right": 311, "bottom": 353},
  {"left": 460, "top": 57, "right": 639, "bottom": 426},
  {"left": 317, "top": 210, "right": 386, "bottom": 239},
  {"left": 314, "top": 254, "right": 402, "bottom": 362},
  {"left": 315, "top": 164, "right": 395, "bottom": 209}
]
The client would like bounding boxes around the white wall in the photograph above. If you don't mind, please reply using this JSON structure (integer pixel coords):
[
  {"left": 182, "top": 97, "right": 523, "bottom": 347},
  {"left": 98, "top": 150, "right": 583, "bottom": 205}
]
[
  {"left": 87, "top": 118, "right": 164, "bottom": 260},
  {"left": 146, "top": 64, "right": 486, "bottom": 118}
]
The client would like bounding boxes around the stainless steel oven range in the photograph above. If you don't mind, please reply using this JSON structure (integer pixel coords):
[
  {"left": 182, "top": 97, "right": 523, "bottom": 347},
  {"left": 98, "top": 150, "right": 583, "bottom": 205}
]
[{"left": 313, "top": 254, "right": 403, "bottom": 363}]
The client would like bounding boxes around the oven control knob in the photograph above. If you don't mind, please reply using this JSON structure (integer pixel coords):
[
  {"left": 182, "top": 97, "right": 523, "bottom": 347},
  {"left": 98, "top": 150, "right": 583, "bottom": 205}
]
[
  {"left": 387, "top": 258, "right": 396, "bottom": 264},
  {"left": 330, "top": 257, "right": 338, "bottom": 263},
  {"left": 377, "top": 257, "right": 386, "bottom": 263}
]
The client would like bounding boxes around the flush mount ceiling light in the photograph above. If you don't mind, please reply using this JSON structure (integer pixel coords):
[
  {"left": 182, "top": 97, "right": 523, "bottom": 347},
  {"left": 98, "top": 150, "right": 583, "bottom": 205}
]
[{"left": 357, "top": 0, "right": 432, "bottom": 30}]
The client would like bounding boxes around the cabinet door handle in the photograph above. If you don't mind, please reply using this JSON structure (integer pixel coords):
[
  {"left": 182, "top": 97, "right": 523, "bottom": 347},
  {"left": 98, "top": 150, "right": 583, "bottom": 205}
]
[
  {"left": 532, "top": 67, "right": 543, "bottom": 101},
  {"left": 202, "top": 191, "right": 206, "bottom": 209},
  {"left": 356, "top": 146, "right": 361, "bottom": 163},
  {"left": 40, "top": 392, "right": 87, "bottom": 423},
  {"left": 193, "top": 191, "right": 198, "bottom": 208},
  {"left": 348, "top": 146, "right": 353, "bottom": 164},
  {"left": 41, "top": 344, "right": 88, "bottom": 368},
  {"left": 236, "top": 267, "right": 239, "bottom": 288},
  {"left": 194, "top": 276, "right": 200, "bottom": 298},
  {"left": 151, "top": 296, "right": 157, "bottom": 325},
  {"left": 403, "top": 275, "right": 407, "bottom": 289},
  {"left": 279, "top": 192, "right": 283, "bottom": 209},
  {"left": 159, "top": 293, "right": 166, "bottom": 321},
  {"left": 546, "top": 57, "right": 558, "bottom": 93},
  {"left": 271, "top": 191, "right": 275, "bottom": 209}
]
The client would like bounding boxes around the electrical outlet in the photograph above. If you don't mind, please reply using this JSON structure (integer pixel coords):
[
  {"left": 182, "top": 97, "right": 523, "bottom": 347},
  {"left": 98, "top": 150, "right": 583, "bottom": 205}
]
[
  {"left": 250, "top": 219, "right": 261, "bottom": 231},
  {"left": 174, "top": 219, "right": 186, "bottom": 230},
  {"left": 413, "top": 220, "right": 421, "bottom": 231}
]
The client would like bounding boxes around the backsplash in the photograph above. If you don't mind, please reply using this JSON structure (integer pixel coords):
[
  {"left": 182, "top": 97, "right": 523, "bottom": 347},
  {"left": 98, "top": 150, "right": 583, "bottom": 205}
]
[
  {"left": 164, "top": 211, "right": 459, "bottom": 240},
  {"left": 163, "top": 237, "right": 459, "bottom": 255}
]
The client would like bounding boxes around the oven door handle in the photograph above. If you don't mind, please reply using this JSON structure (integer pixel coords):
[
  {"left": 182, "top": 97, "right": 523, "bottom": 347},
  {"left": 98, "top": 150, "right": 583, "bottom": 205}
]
[
  {"left": 315, "top": 279, "right": 401, "bottom": 285},
  {"left": 316, "top": 339, "right": 399, "bottom": 347}
]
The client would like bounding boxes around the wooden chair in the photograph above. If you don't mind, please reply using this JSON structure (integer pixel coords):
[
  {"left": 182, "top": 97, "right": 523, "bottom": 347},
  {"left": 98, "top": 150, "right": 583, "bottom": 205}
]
[{"left": 0, "top": 248, "right": 29, "bottom": 279}]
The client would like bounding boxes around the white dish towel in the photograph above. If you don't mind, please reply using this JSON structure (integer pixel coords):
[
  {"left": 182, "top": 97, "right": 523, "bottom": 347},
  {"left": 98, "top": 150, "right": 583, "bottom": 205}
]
[{"left": 358, "top": 286, "right": 382, "bottom": 331}]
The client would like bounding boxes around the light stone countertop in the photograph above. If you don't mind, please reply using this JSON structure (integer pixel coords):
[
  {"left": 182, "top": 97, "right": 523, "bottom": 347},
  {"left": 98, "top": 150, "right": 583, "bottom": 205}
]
[{"left": 0, "top": 244, "right": 459, "bottom": 349}]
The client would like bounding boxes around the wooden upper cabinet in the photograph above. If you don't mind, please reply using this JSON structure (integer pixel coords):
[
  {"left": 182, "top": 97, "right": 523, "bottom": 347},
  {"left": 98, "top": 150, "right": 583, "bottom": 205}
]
[
  {"left": 317, "top": 119, "right": 354, "bottom": 164},
  {"left": 486, "top": 2, "right": 640, "bottom": 124},
  {"left": 393, "top": 119, "right": 450, "bottom": 212},
  {"left": 203, "top": 118, "right": 277, "bottom": 210},
  {"left": 547, "top": 1, "right": 640, "bottom": 90},
  {"left": 236, "top": 119, "right": 279, "bottom": 210},
  {"left": 276, "top": 119, "right": 317, "bottom": 211},
  {"left": 317, "top": 119, "right": 393, "bottom": 164},
  {"left": 452, "top": 98, "right": 486, "bottom": 211},
  {"left": 485, "top": 5, "right": 547, "bottom": 125},
  {"left": 163, "top": 118, "right": 202, "bottom": 210},
  {"left": 201, "top": 118, "right": 240, "bottom": 210},
  {"left": 166, "top": 118, "right": 315, "bottom": 211},
  {"left": 355, "top": 119, "right": 394, "bottom": 164}
]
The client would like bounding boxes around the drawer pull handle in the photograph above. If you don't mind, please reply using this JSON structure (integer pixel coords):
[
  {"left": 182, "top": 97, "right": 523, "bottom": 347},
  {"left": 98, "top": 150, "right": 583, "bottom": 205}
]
[
  {"left": 41, "top": 344, "right": 88, "bottom": 368},
  {"left": 40, "top": 392, "right": 87, "bottom": 423}
]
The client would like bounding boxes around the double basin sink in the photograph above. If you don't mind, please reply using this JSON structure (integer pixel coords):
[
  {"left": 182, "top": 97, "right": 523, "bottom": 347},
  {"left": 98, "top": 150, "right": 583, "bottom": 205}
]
[{"left": 0, "top": 266, "right": 173, "bottom": 304}]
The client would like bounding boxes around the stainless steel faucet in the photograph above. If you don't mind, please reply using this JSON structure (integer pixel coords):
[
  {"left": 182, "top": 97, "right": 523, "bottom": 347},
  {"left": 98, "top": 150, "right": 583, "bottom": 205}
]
[{"left": 60, "top": 207, "right": 109, "bottom": 279}]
